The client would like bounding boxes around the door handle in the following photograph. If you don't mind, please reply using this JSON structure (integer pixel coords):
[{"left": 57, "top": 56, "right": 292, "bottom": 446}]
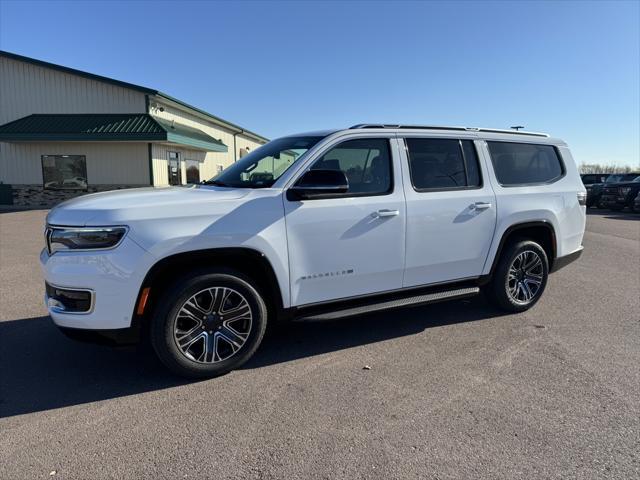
[
  {"left": 471, "top": 202, "right": 492, "bottom": 210},
  {"left": 372, "top": 209, "right": 400, "bottom": 218}
]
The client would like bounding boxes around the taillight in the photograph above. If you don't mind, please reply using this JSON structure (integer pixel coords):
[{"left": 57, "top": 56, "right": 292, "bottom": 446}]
[{"left": 577, "top": 191, "right": 587, "bottom": 206}]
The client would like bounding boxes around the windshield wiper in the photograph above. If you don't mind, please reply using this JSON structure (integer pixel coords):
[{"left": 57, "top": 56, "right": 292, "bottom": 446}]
[{"left": 202, "top": 179, "right": 231, "bottom": 187}]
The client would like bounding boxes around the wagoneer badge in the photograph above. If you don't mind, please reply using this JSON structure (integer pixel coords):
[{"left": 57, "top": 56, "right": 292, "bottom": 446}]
[{"left": 301, "top": 269, "right": 354, "bottom": 281}]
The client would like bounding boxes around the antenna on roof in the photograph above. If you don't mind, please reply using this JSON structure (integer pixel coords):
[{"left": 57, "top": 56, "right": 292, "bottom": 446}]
[{"left": 510, "top": 125, "right": 524, "bottom": 131}]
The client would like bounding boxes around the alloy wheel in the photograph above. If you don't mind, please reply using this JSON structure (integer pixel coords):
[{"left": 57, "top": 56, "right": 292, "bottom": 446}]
[
  {"left": 173, "top": 287, "right": 252, "bottom": 363},
  {"left": 506, "top": 250, "right": 544, "bottom": 305}
]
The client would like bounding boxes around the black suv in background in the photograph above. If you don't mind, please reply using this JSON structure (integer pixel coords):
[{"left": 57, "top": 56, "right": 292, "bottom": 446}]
[
  {"left": 633, "top": 191, "right": 640, "bottom": 213},
  {"left": 580, "top": 174, "right": 608, "bottom": 186},
  {"left": 585, "top": 173, "right": 639, "bottom": 208},
  {"left": 600, "top": 175, "right": 640, "bottom": 211}
]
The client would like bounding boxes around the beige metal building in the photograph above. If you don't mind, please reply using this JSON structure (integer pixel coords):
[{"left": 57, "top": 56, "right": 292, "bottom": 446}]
[{"left": 0, "top": 51, "right": 268, "bottom": 207}]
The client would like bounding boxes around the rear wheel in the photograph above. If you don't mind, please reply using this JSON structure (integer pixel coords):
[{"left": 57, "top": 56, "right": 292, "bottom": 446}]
[
  {"left": 485, "top": 240, "right": 549, "bottom": 313},
  {"left": 150, "top": 270, "right": 267, "bottom": 378}
]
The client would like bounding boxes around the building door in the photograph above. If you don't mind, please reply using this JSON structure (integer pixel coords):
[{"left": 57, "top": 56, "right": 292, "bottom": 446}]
[{"left": 168, "top": 151, "right": 182, "bottom": 185}]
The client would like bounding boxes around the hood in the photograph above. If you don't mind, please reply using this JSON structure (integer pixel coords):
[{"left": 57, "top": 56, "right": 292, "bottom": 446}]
[{"left": 46, "top": 185, "right": 251, "bottom": 226}]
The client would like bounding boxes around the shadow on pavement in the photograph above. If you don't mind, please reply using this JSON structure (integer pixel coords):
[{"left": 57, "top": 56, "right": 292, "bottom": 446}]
[
  {"left": 0, "top": 316, "right": 187, "bottom": 418},
  {"left": 0, "top": 297, "right": 503, "bottom": 418},
  {"left": 246, "top": 296, "right": 502, "bottom": 369}
]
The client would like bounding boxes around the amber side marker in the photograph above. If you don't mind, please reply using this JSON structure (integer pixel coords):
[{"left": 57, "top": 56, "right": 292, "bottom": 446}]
[{"left": 137, "top": 287, "right": 151, "bottom": 315}]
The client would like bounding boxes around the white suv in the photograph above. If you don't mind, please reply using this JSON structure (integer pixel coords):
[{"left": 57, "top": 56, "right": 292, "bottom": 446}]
[{"left": 41, "top": 124, "right": 586, "bottom": 377}]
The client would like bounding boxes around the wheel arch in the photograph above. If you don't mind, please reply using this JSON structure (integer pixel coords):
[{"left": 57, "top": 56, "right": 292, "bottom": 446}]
[
  {"left": 131, "top": 247, "right": 285, "bottom": 332},
  {"left": 481, "top": 221, "right": 557, "bottom": 284}
]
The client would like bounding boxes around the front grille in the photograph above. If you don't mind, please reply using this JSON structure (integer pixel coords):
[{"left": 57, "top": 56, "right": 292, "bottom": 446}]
[
  {"left": 604, "top": 187, "right": 617, "bottom": 194},
  {"left": 45, "top": 283, "right": 93, "bottom": 313}
]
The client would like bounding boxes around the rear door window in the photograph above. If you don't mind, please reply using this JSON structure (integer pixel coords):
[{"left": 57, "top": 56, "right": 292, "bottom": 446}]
[
  {"left": 487, "top": 142, "right": 564, "bottom": 186},
  {"left": 405, "top": 138, "right": 482, "bottom": 191}
]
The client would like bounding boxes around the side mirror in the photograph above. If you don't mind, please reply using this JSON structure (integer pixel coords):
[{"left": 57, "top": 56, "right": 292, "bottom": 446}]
[{"left": 287, "top": 169, "right": 349, "bottom": 200}]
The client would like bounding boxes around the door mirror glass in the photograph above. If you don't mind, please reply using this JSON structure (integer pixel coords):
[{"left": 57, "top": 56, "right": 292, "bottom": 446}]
[{"left": 287, "top": 169, "right": 349, "bottom": 200}]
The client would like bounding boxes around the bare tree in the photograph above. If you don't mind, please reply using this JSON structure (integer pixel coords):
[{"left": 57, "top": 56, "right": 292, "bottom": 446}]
[{"left": 579, "top": 163, "right": 635, "bottom": 174}]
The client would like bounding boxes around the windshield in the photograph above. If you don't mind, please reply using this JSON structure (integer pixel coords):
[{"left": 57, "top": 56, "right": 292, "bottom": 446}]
[{"left": 204, "top": 135, "right": 325, "bottom": 188}]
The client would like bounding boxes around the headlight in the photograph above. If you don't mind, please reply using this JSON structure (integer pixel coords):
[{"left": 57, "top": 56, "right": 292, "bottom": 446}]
[
  {"left": 619, "top": 187, "right": 631, "bottom": 196},
  {"left": 45, "top": 226, "right": 128, "bottom": 254}
]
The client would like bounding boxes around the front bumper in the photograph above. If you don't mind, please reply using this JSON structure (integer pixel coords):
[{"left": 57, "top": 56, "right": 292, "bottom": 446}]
[
  {"left": 550, "top": 246, "right": 583, "bottom": 273},
  {"left": 40, "top": 236, "right": 156, "bottom": 330}
]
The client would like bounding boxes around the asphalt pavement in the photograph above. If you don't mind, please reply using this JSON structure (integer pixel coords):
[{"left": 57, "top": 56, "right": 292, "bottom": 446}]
[{"left": 0, "top": 209, "right": 638, "bottom": 479}]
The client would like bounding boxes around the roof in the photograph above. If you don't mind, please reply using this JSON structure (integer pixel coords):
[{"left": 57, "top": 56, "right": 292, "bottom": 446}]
[
  {"left": 0, "top": 50, "right": 268, "bottom": 143},
  {"left": 0, "top": 114, "right": 228, "bottom": 152}
]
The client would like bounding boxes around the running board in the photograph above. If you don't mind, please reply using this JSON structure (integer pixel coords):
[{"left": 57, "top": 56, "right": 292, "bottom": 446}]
[{"left": 296, "top": 287, "right": 480, "bottom": 322}]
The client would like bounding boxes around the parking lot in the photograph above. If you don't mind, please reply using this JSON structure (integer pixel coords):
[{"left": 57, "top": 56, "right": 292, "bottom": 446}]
[{"left": 0, "top": 209, "right": 638, "bottom": 479}]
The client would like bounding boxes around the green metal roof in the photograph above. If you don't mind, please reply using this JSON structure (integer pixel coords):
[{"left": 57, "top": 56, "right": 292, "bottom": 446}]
[
  {"left": 153, "top": 117, "right": 227, "bottom": 152},
  {"left": 0, "top": 50, "right": 269, "bottom": 143},
  {"left": 0, "top": 114, "right": 228, "bottom": 152}
]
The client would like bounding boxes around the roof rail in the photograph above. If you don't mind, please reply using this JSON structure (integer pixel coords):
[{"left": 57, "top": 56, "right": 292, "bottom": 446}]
[{"left": 349, "top": 124, "right": 549, "bottom": 138}]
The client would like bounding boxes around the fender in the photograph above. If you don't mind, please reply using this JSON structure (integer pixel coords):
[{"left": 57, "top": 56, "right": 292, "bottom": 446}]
[
  {"left": 479, "top": 221, "right": 557, "bottom": 285},
  {"left": 132, "top": 247, "right": 286, "bottom": 325}
]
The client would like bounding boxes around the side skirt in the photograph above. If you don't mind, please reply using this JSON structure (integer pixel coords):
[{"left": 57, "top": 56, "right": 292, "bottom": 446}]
[{"left": 290, "top": 279, "right": 481, "bottom": 322}]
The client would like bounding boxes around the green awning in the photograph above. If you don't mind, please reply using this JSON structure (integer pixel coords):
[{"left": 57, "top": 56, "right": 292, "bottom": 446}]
[
  {"left": 153, "top": 117, "right": 227, "bottom": 152},
  {"left": 0, "top": 113, "right": 228, "bottom": 152}
]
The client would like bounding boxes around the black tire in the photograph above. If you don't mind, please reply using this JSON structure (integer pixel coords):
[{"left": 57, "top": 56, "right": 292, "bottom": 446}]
[
  {"left": 485, "top": 240, "right": 549, "bottom": 313},
  {"left": 150, "top": 269, "right": 268, "bottom": 378}
]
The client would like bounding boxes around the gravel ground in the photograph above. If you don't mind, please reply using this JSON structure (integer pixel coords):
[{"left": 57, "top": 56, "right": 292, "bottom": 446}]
[{"left": 0, "top": 209, "right": 638, "bottom": 479}]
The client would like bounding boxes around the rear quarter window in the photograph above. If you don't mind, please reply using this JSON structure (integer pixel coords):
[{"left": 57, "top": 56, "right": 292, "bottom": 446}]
[{"left": 487, "top": 141, "right": 564, "bottom": 186}]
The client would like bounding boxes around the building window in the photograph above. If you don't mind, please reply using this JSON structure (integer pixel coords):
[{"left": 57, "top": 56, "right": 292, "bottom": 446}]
[
  {"left": 42, "top": 155, "right": 88, "bottom": 190},
  {"left": 185, "top": 159, "right": 200, "bottom": 184},
  {"left": 239, "top": 148, "right": 249, "bottom": 159},
  {"left": 168, "top": 151, "right": 181, "bottom": 185}
]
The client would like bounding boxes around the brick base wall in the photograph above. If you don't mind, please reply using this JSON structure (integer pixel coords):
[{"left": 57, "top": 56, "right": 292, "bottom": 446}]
[{"left": 7, "top": 184, "right": 149, "bottom": 208}]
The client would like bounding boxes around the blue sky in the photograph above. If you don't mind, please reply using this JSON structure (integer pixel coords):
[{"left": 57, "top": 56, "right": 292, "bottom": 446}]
[{"left": 1, "top": 0, "right": 638, "bottom": 166}]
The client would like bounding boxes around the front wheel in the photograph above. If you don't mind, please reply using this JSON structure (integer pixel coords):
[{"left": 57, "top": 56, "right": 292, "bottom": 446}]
[
  {"left": 150, "top": 270, "right": 268, "bottom": 378},
  {"left": 485, "top": 240, "right": 549, "bottom": 313}
]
